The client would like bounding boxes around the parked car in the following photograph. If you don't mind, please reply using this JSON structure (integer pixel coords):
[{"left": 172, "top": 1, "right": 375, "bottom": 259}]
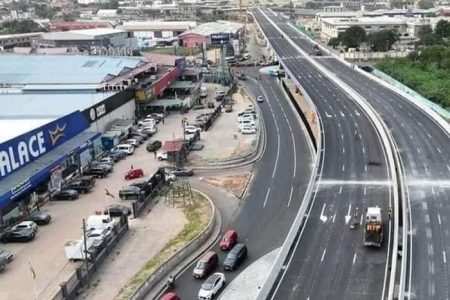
[
  {"left": 78, "top": 175, "right": 96, "bottom": 187},
  {"left": 63, "top": 180, "right": 92, "bottom": 193},
  {"left": 223, "top": 243, "right": 247, "bottom": 271},
  {"left": 12, "top": 221, "right": 38, "bottom": 233},
  {"left": 140, "top": 126, "right": 157, "bottom": 135},
  {"left": 146, "top": 140, "right": 162, "bottom": 152},
  {"left": 237, "top": 115, "right": 255, "bottom": 122},
  {"left": 27, "top": 211, "right": 51, "bottom": 225},
  {"left": 165, "top": 167, "right": 194, "bottom": 177},
  {"left": 83, "top": 166, "right": 108, "bottom": 178},
  {"left": 112, "top": 144, "right": 135, "bottom": 155},
  {"left": 237, "top": 110, "right": 256, "bottom": 117},
  {"left": 147, "top": 113, "right": 165, "bottom": 121},
  {"left": 86, "top": 229, "right": 115, "bottom": 244},
  {"left": 138, "top": 118, "right": 157, "bottom": 127},
  {"left": 130, "top": 180, "right": 152, "bottom": 195},
  {"left": 109, "top": 150, "right": 127, "bottom": 162},
  {"left": 241, "top": 127, "right": 257, "bottom": 134},
  {"left": 0, "top": 249, "right": 13, "bottom": 270},
  {"left": 185, "top": 125, "right": 201, "bottom": 134},
  {"left": 219, "top": 230, "right": 238, "bottom": 250},
  {"left": 119, "top": 186, "right": 144, "bottom": 200},
  {"left": 90, "top": 162, "right": 113, "bottom": 173},
  {"left": 193, "top": 251, "right": 219, "bottom": 279},
  {"left": 190, "top": 142, "right": 205, "bottom": 151},
  {"left": 98, "top": 157, "right": 115, "bottom": 165},
  {"left": 198, "top": 272, "right": 226, "bottom": 300},
  {"left": 104, "top": 204, "right": 132, "bottom": 217},
  {"left": 52, "top": 189, "right": 79, "bottom": 201},
  {"left": 129, "top": 132, "right": 147, "bottom": 141},
  {"left": 126, "top": 138, "right": 141, "bottom": 147},
  {"left": 157, "top": 152, "right": 168, "bottom": 161},
  {"left": 257, "top": 95, "right": 264, "bottom": 103},
  {"left": 1, "top": 228, "right": 36, "bottom": 243},
  {"left": 124, "top": 168, "right": 144, "bottom": 180}
]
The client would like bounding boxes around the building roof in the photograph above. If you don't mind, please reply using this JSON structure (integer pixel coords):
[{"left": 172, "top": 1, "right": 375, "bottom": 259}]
[
  {"left": 0, "top": 32, "right": 44, "bottom": 40},
  {"left": 145, "top": 53, "right": 182, "bottom": 66},
  {"left": 323, "top": 16, "right": 407, "bottom": 26},
  {"left": 178, "top": 21, "right": 244, "bottom": 38},
  {"left": 163, "top": 140, "right": 184, "bottom": 152},
  {"left": 118, "top": 21, "right": 197, "bottom": 31},
  {"left": 0, "top": 54, "right": 143, "bottom": 85},
  {"left": 39, "top": 28, "right": 126, "bottom": 40}
]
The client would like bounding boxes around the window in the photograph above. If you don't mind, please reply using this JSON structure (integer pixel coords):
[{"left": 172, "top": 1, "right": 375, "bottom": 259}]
[
  {"left": 394, "top": 25, "right": 400, "bottom": 28},
  {"left": 154, "top": 31, "right": 162, "bottom": 38},
  {"left": 380, "top": 26, "right": 386, "bottom": 29},
  {"left": 365, "top": 26, "right": 371, "bottom": 29}
]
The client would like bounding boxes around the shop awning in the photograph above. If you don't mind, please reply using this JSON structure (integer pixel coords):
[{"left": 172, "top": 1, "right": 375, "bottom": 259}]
[{"left": 0, "top": 131, "right": 100, "bottom": 210}]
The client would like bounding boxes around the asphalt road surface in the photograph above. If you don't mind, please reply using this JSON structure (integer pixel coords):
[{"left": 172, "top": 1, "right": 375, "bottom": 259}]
[
  {"left": 263, "top": 10, "right": 450, "bottom": 299},
  {"left": 154, "top": 73, "right": 315, "bottom": 299},
  {"left": 253, "top": 9, "right": 393, "bottom": 300}
]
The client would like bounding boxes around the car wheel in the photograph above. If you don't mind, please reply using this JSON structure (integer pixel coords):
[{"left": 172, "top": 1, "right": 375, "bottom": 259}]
[{"left": 158, "top": 157, "right": 162, "bottom": 161}]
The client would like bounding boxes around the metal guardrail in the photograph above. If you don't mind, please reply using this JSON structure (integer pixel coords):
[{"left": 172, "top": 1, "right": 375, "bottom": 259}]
[{"left": 258, "top": 9, "right": 402, "bottom": 300}]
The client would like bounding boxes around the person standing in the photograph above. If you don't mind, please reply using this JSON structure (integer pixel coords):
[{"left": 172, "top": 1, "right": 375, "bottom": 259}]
[{"left": 153, "top": 151, "right": 157, "bottom": 158}]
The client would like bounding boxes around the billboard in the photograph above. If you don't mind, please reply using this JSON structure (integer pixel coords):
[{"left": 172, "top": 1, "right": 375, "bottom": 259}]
[
  {"left": 210, "top": 33, "right": 230, "bottom": 45},
  {"left": 0, "top": 111, "right": 89, "bottom": 180}
]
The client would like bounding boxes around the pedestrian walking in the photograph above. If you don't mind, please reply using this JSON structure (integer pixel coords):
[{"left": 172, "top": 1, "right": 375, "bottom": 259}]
[
  {"left": 131, "top": 164, "right": 134, "bottom": 169},
  {"left": 154, "top": 151, "right": 157, "bottom": 158},
  {"left": 162, "top": 118, "right": 165, "bottom": 125}
]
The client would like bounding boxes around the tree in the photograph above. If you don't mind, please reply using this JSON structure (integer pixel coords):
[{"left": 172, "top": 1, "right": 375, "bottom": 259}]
[
  {"left": 100, "top": 0, "right": 119, "bottom": 9},
  {"left": 418, "top": 24, "right": 432, "bottom": 38},
  {"left": 435, "top": 20, "right": 450, "bottom": 38},
  {"left": 418, "top": 0, "right": 434, "bottom": 9},
  {"left": 0, "top": 20, "right": 43, "bottom": 34},
  {"left": 339, "top": 26, "right": 366, "bottom": 49},
  {"left": 367, "top": 30, "right": 399, "bottom": 51},
  {"left": 327, "top": 37, "right": 340, "bottom": 49},
  {"left": 420, "top": 33, "right": 443, "bottom": 46}
]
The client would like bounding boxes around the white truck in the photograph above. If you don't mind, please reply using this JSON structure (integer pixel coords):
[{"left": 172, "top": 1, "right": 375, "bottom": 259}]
[
  {"left": 86, "top": 215, "right": 117, "bottom": 231},
  {"left": 64, "top": 239, "right": 94, "bottom": 261},
  {"left": 364, "top": 207, "right": 383, "bottom": 247}
]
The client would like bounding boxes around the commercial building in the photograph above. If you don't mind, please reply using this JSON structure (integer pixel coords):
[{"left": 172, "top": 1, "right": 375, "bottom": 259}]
[
  {"left": 0, "top": 32, "right": 44, "bottom": 50},
  {"left": 48, "top": 21, "right": 113, "bottom": 32},
  {"left": 0, "top": 54, "right": 159, "bottom": 225}
]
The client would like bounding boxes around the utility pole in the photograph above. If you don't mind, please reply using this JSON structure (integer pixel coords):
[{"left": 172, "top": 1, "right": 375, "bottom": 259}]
[{"left": 82, "top": 218, "right": 90, "bottom": 288}]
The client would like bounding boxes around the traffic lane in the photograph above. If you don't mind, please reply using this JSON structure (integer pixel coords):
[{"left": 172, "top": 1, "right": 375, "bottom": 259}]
[
  {"left": 287, "top": 60, "right": 388, "bottom": 181},
  {"left": 273, "top": 184, "right": 391, "bottom": 300},
  {"left": 171, "top": 80, "right": 309, "bottom": 299},
  {"left": 318, "top": 58, "right": 450, "bottom": 178},
  {"left": 408, "top": 186, "right": 450, "bottom": 300}
]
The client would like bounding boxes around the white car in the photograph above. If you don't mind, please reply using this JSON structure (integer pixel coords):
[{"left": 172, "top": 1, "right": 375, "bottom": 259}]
[
  {"left": 185, "top": 125, "right": 201, "bottom": 134},
  {"left": 216, "top": 90, "right": 226, "bottom": 97},
  {"left": 257, "top": 96, "right": 264, "bottom": 103},
  {"left": 198, "top": 272, "right": 226, "bottom": 300},
  {"left": 157, "top": 152, "right": 168, "bottom": 161},
  {"left": 238, "top": 119, "right": 256, "bottom": 126},
  {"left": 126, "top": 138, "right": 140, "bottom": 147},
  {"left": 99, "top": 157, "right": 114, "bottom": 165},
  {"left": 140, "top": 126, "right": 157, "bottom": 134},
  {"left": 12, "top": 221, "right": 38, "bottom": 233},
  {"left": 138, "top": 118, "right": 156, "bottom": 127},
  {"left": 86, "top": 229, "right": 114, "bottom": 243},
  {"left": 247, "top": 103, "right": 254, "bottom": 110},
  {"left": 237, "top": 115, "right": 255, "bottom": 122},
  {"left": 113, "top": 144, "right": 135, "bottom": 155},
  {"left": 241, "top": 126, "right": 257, "bottom": 134}
]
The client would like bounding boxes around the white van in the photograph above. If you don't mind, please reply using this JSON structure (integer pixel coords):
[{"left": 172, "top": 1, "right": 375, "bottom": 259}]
[
  {"left": 114, "top": 144, "right": 135, "bottom": 155},
  {"left": 86, "top": 215, "right": 116, "bottom": 231},
  {"left": 200, "top": 87, "right": 208, "bottom": 98}
]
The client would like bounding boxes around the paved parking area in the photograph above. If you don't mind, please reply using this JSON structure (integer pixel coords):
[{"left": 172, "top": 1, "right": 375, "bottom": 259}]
[{"left": 0, "top": 84, "right": 258, "bottom": 300}]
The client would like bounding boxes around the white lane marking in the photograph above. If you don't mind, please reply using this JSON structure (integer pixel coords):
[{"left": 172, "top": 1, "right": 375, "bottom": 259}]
[
  {"left": 320, "top": 204, "right": 328, "bottom": 223},
  {"left": 427, "top": 133, "right": 432, "bottom": 139},
  {"left": 362, "top": 147, "right": 365, "bottom": 154},
  {"left": 422, "top": 202, "right": 428, "bottom": 210},
  {"left": 365, "top": 165, "right": 367, "bottom": 172},
  {"left": 332, "top": 214, "right": 336, "bottom": 223},
  {"left": 263, "top": 187, "right": 271, "bottom": 208},
  {"left": 438, "top": 214, "right": 441, "bottom": 225},
  {"left": 271, "top": 133, "right": 281, "bottom": 179},
  {"left": 339, "top": 186, "right": 342, "bottom": 194},
  {"left": 437, "top": 147, "right": 442, "bottom": 154},
  {"left": 359, "top": 134, "right": 362, "bottom": 139},
  {"left": 364, "top": 187, "right": 367, "bottom": 195},
  {"left": 431, "top": 187, "right": 435, "bottom": 196},
  {"left": 340, "top": 111, "right": 345, "bottom": 117},
  {"left": 345, "top": 204, "right": 352, "bottom": 224},
  {"left": 354, "top": 110, "right": 360, "bottom": 117},
  {"left": 444, "top": 251, "right": 447, "bottom": 264},
  {"left": 342, "top": 148, "right": 345, "bottom": 154},
  {"left": 409, "top": 135, "right": 413, "bottom": 140},
  {"left": 401, "top": 122, "right": 405, "bottom": 127},
  {"left": 342, "top": 165, "right": 345, "bottom": 172},
  {"left": 321, "top": 250, "right": 326, "bottom": 262},
  {"left": 325, "top": 112, "right": 332, "bottom": 118},
  {"left": 424, "top": 165, "right": 429, "bottom": 174},
  {"left": 353, "top": 253, "right": 357, "bottom": 264},
  {"left": 417, "top": 148, "right": 421, "bottom": 154},
  {"left": 425, "top": 214, "right": 430, "bottom": 224},
  {"left": 417, "top": 121, "right": 422, "bottom": 126},
  {"left": 447, "top": 165, "right": 450, "bottom": 172},
  {"left": 360, "top": 215, "right": 364, "bottom": 225},
  {"left": 341, "top": 134, "right": 344, "bottom": 140},
  {"left": 287, "top": 186, "right": 294, "bottom": 207},
  {"left": 338, "top": 123, "right": 341, "bottom": 128}
]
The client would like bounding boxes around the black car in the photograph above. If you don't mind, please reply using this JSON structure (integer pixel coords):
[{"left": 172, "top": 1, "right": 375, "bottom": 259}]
[
  {"left": 119, "top": 186, "right": 144, "bottom": 200},
  {"left": 79, "top": 175, "right": 95, "bottom": 187},
  {"left": 104, "top": 204, "right": 132, "bottom": 217},
  {"left": 130, "top": 180, "right": 152, "bottom": 195},
  {"left": 166, "top": 167, "right": 194, "bottom": 177},
  {"left": 27, "top": 211, "right": 51, "bottom": 225},
  {"left": 63, "top": 180, "right": 92, "bottom": 194},
  {"left": 84, "top": 166, "right": 108, "bottom": 178},
  {"left": 1, "top": 228, "right": 36, "bottom": 243},
  {"left": 223, "top": 243, "right": 247, "bottom": 271},
  {"left": 52, "top": 189, "right": 79, "bottom": 201},
  {"left": 0, "top": 249, "right": 13, "bottom": 269},
  {"left": 146, "top": 140, "right": 162, "bottom": 152},
  {"left": 130, "top": 132, "right": 148, "bottom": 140}
]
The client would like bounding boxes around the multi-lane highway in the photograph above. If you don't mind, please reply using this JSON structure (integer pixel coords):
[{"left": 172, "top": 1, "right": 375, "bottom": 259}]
[
  {"left": 253, "top": 10, "right": 393, "bottom": 300},
  {"left": 152, "top": 73, "right": 315, "bottom": 299},
  {"left": 259, "top": 9, "right": 450, "bottom": 300}
]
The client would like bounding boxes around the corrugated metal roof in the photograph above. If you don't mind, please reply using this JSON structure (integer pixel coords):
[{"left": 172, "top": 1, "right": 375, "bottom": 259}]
[
  {"left": 0, "top": 54, "right": 143, "bottom": 85},
  {"left": 178, "top": 21, "right": 244, "bottom": 37},
  {"left": 119, "top": 21, "right": 197, "bottom": 31}
]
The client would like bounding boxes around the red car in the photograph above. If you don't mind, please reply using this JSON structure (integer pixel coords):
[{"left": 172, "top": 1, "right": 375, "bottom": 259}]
[
  {"left": 219, "top": 229, "right": 238, "bottom": 250},
  {"left": 160, "top": 292, "right": 180, "bottom": 300},
  {"left": 124, "top": 168, "right": 144, "bottom": 180}
]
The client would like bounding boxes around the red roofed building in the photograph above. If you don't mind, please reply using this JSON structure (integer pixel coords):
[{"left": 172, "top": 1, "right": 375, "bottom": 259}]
[{"left": 162, "top": 140, "right": 187, "bottom": 166}]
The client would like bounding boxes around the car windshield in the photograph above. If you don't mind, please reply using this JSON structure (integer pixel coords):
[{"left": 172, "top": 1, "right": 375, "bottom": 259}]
[
  {"left": 202, "top": 281, "right": 215, "bottom": 290},
  {"left": 228, "top": 253, "right": 237, "bottom": 259},
  {"left": 15, "top": 225, "right": 27, "bottom": 229},
  {"left": 196, "top": 261, "right": 207, "bottom": 269},
  {"left": 223, "top": 237, "right": 229, "bottom": 242}
]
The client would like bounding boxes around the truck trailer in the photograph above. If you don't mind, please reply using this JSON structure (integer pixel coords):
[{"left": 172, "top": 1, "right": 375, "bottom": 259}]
[{"left": 364, "top": 207, "right": 383, "bottom": 247}]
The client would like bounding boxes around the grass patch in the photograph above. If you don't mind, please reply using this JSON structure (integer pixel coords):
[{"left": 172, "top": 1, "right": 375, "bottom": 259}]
[{"left": 115, "top": 192, "right": 212, "bottom": 300}]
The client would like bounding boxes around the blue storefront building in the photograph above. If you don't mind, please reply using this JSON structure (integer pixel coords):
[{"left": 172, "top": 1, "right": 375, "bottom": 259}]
[{"left": 0, "top": 111, "right": 101, "bottom": 226}]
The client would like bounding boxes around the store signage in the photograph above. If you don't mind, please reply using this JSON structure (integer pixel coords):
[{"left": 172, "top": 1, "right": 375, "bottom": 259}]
[
  {"left": 0, "top": 111, "right": 89, "bottom": 180},
  {"left": 211, "top": 33, "right": 230, "bottom": 45}
]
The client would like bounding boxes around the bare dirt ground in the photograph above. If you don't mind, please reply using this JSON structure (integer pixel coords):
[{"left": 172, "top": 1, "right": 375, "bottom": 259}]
[{"left": 200, "top": 173, "right": 252, "bottom": 199}]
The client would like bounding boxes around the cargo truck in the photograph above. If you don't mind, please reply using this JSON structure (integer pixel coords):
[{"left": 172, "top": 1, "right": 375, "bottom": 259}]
[{"left": 364, "top": 207, "right": 383, "bottom": 247}]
